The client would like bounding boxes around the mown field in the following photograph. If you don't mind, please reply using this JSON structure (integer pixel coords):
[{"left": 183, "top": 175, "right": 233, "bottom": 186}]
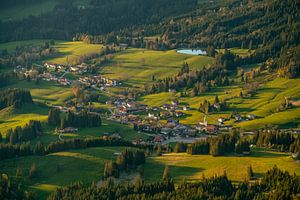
[
  {"left": 144, "top": 147, "right": 300, "bottom": 183},
  {"left": 0, "top": 40, "right": 103, "bottom": 66},
  {"left": 45, "top": 41, "right": 104, "bottom": 65},
  {"left": 102, "top": 48, "right": 214, "bottom": 86},
  {"left": 0, "top": 146, "right": 129, "bottom": 199}
]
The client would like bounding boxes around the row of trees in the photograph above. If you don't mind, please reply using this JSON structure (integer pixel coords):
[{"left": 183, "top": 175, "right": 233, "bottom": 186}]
[
  {"left": 253, "top": 129, "right": 297, "bottom": 151},
  {"left": 47, "top": 166, "right": 300, "bottom": 200},
  {"left": 174, "top": 131, "right": 250, "bottom": 156},
  {"left": 48, "top": 108, "right": 102, "bottom": 128},
  {"left": 0, "top": 72, "right": 16, "bottom": 87},
  {"left": 0, "top": 137, "right": 135, "bottom": 161},
  {"left": 5, "top": 120, "right": 42, "bottom": 144},
  {"left": 0, "top": 88, "right": 33, "bottom": 109},
  {"left": 104, "top": 149, "right": 146, "bottom": 178},
  {"left": 148, "top": 62, "right": 231, "bottom": 95}
]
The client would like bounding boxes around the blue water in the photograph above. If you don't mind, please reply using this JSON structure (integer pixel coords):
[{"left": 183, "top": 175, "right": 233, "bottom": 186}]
[{"left": 177, "top": 49, "right": 207, "bottom": 55}]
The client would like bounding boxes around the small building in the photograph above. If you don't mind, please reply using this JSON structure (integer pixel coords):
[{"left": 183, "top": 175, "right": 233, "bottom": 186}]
[
  {"left": 183, "top": 105, "right": 190, "bottom": 111},
  {"left": 203, "top": 125, "right": 219, "bottom": 134},
  {"left": 246, "top": 114, "right": 258, "bottom": 120}
]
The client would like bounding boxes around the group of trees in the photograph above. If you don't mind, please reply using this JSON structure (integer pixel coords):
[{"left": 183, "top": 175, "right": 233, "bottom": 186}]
[
  {"left": 148, "top": 62, "right": 231, "bottom": 95},
  {"left": 199, "top": 95, "right": 228, "bottom": 114},
  {"left": 0, "top": 72, "right": 16, "bottom": 87},
  {"left": 0, "top": 173, "right": 34, "bottom": 200},
  {"left": 104, "top": 149, "right": 146, "bottom": 178},
  {"left": 177, "top": 131, "right": 250, "bottom": 156},
  {"left": 48, "top": 108, "right": 102, "bottom": 128},
  {"left": 0, "top": 137, "right": 135, "bottom": 161},
  {"left": 0, "top": 40, "right": 57, "bottom": 70},
  {"left": 0, "top": 0, "right": 197, "bottom": 43},
  {"left": 5, "top": 120, "right": 42, "bottom": 144},
  {"left": 253, "top": 129, "right": 299, "bottom": 154},
  {"left": 0, "top": 88, "right": 33, "bottom": 109},
  {"left": 48, "top": 166, "right": 300, "bottom": 200}
]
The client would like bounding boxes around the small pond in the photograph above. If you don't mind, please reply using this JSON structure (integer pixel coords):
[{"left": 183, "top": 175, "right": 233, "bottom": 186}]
[{"left": 177, "top": 49, "right": 207, "bottom": 55}]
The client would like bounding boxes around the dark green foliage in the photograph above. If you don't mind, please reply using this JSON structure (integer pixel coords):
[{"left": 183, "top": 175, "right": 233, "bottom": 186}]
[
  {"left": 6, "top": 120, "right": 42, "bottom": 144},
  {"left": 105, "top": 149, "right": 145, "bottom": 178},
  {"left": 0, "top": 88, "right": 33, "bottom": 109},
  {"left": 162, "top": 165, "right": 170, "bottom": 181},
  {"left": 253, "top": 129, "right": 295, "bottom": 151},
  {"left": 29, "top": 163, "right": 37, "bottom": 179},
  {"left": 0, "top": 137, "right": 136, "bottom": 161},
  {"left": 174, "top": 142, "right": 187, "bottom": 153},
  {"left": 48, "top": 166, "right": 300, "bottom": 200},
  {"left": 0, "top": 174, "right": 34, "bottom": 200},
  {"left": 247, "top": 165, "right": 254, "bottom": 181},
  {"left": 60, "top": 111, "right": 102, "bottom": 128},
  {"left": 48, "top": 108, "right": 61, "bottom": 126},
  {"left": 235, "top": 140, "right": 251, "bottom": 154},
  {"left": 186, "top": 140, "right": 210, "bottom": 155},
  {"left": 0, "top": 0, "right": 197, "bottom": 43},
  {"left": 104, "top": 161, "right": 119, "bottom": 178},
  {"left": 0, "top": 72, "right": 16, "bottom": 87},
  {"left": 186, "top": 131, "right": 242, "bottom": 156},
  {"left": 150, "top": 63, "right": 230, "bottom": 94}
]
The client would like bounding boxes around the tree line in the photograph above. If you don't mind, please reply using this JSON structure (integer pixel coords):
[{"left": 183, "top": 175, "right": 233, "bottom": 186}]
[
  {"left": 47, "top": 166, "right": 300, "bottom": 200},
  {"left": 0, "top": 137, "right": 136, "bottom": 161},
  {"left": 48, "top": 108, "right": 102, "bottom": 128},
  {"left": 0, "top": 88, "right": 33, "bottom": 109},
  {"left": 104, "top": 148, "right": 145, "bottom": 179},
  {"left": 5, "top": 120, "right": 42, "bottom": 144},
  {"left": 174, "top": 131, "right": 250, "bottom": 156},
  {"left": 253, "top": 129, "right": 300, "bottom": 157}
]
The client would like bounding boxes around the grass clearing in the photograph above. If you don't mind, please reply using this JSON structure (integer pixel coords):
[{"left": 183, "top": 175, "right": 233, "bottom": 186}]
[
  {"left": 144, "top": 147, "right": 300, "bottom": 183},
  {"left": 46, "top": 41, "right": 104, "bottom": 65},
  {"left": 102, "top": 48, "right": 214, "bottom": 86},
  {"left": 0, "top": 146, "right": 129, "bottom": 199}
]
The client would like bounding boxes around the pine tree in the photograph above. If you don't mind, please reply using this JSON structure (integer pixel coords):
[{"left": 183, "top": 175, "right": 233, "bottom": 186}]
[
  {"left": 16, "top": 166, "right": 22, "bottom": 177},
  {"left": 162, "top": 165, "right": 170, "bottom": 180},
  {"left": 29, "top": 163, "right": 38, "bottom": 179},
  {"left": 156, "top": 145, "right": 162, "bottom": 156},
  {"left": 247, "top": 165, "right": 254, "bottom": 180}
]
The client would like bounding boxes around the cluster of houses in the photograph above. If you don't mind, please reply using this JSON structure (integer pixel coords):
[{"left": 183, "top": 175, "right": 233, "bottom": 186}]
[
  {"left": 14, "top": 65, "right": 71, "bottom": 86},
  {"left": 45, "top": 63, "right": 88, "bottom": 74},
  {"left": 232, "top": 113, "right": 259, "bottom": 122},
  {"left": 78, "top": 75, "right": 119, "bottom": 90}
]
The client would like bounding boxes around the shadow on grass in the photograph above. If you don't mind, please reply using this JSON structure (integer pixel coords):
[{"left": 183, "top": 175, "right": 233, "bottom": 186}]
[{"left": 144, "top": 158, "right": 202, "bottom": 182}]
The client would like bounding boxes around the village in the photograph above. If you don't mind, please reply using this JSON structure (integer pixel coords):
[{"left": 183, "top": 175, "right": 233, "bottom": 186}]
[
  {"left": 14, "top": 62, "right": 119, "bottom": 90},
  {"left": 12, "top": 62, "right": 290, "bottom": 146}
]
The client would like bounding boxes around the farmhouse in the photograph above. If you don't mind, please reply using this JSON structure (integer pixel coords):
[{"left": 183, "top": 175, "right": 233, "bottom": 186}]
[{"left": 203, "top": 125, "right": 219, "bottom": 134}]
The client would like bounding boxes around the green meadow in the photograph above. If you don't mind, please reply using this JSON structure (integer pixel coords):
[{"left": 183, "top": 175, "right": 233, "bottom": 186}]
[
  {"left": 0, "top": 146, "right": 129, "bottom": 199},
  {"left": 144, "top": 147, "right": 300, "bottom": 183},
  {"left": 102, "top": 48, "right": 214, "bottom": 86},
  {"left": 45, "top": 41, "right": 104, "bottom": 65},
  {"left": 0, "top": 146, "right": 298, "bottom": 199}
]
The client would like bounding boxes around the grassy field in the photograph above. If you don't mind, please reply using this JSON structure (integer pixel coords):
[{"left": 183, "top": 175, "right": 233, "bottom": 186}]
[
  {"left": 45, "top": 41, "right": 104, "bottom": 65},
  {"left": 144, "top": 147, "right": 300, "bottom": 183},
  {"left": 102, "top": 48, "right": 214, "bottom": 86},
  {"left": 0, "top": 146, "right": 129, "bottom": 199},
  {"left": 0, "top": 40, "right": 103, "bottom": 66},
  {"left": 6, "top": 80, "right": 74, "bottom": 106},
  {"left": 0, "top": 0, "right": 91, "bottom": 21}
]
